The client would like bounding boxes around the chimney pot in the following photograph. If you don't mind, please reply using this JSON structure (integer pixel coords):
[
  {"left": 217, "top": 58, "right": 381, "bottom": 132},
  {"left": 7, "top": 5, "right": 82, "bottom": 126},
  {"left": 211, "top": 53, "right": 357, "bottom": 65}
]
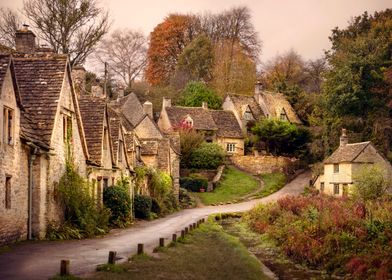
[
  {"left": 143, "top": 101, "right": 153, "bottom": 119},
  {"left": 162, "top": 97, "right": 171, "bottom": 108}
]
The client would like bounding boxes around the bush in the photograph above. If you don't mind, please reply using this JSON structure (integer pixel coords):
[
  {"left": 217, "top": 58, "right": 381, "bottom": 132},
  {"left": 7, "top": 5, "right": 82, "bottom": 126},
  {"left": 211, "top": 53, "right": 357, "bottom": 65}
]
[
  {"left": 151, "top": 198, "right": 161, "bottom": 214},
  {"left": 189, "top": 142, "right": 225, "bottom": 169},
  {"left": 134, "top": 194, "right": 152, "bottom": 219},
  {"left": 353, "top": 164, "right": 390, "bottom": 201},
  {"left": 103, "top": 183, "right": 132, "bottom": 227},
  {"left": 179, "top": 130, "right": 204, "bottom": 168},
  {"left": 179, "top": 188, "right": 196, "bottom": 208},
  {"left": 180, "top": 176, "right": 208, "bottom": 192},
  {"left": 52, "top": 163, "right": 110, "bottom": 238}
]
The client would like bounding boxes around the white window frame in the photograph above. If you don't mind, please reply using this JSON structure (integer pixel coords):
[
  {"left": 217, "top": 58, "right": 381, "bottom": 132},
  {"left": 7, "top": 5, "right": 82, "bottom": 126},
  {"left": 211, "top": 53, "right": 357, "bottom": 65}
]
[{"left": 227, "top": 143, "right": 236, "bottom": 153}]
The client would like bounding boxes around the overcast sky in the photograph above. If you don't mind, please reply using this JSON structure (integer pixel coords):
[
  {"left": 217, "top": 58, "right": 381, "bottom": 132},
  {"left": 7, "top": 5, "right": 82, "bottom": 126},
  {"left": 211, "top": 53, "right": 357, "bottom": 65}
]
[{"left": 2, "top": 0, "right": 391, "bottom": 63}]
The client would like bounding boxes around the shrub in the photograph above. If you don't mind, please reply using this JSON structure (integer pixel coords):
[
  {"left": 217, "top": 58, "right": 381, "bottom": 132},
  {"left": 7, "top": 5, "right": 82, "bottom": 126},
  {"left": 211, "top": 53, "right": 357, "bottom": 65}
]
[
  {"left": 103, "top": 184, "right": 132, "bottom": 227},
  {"left": 179, "top": 129, "right": 204, "bottom": 168},
  {"left": 189, "top": 142, "right": 225, "bottom": 169},
  {"left": 353, "top": 164, "right": 390, "bottom": 201},
  {"left": 179, "top": 188, "right": 196, "bottom": 208},
  {"left": 52, "top": 163, "right": 110, "bottom": 238},
  {"left": 151, "top": 198, "right": 161, "bottom": 214},
  {"left": 180, "top": 176, "right": 208, "bottom": 192},
  {"left": 134, "top": 194, "right": 152, "bottom": 219}
]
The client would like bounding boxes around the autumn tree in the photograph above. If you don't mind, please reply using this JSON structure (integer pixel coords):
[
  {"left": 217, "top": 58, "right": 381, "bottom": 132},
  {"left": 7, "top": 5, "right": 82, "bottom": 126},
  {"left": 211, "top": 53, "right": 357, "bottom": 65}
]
[
  {"left": 146, "top": 14, "right": 199, "bottom": 86},
  {"left": 94, "top": 29, "right": 147, "bottom": 88},
  {"left": 0, "top": 8, "right": 21, "bottom": 48},
  {"left": 23, "top": 0, "right": 110, "bottom": 66}
]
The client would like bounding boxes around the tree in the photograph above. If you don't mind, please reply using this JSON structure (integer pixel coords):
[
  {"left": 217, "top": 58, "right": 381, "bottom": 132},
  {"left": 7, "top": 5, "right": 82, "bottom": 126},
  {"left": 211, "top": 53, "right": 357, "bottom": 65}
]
[
  {"left": 252, "top": 119, "right": 310, "bottom": 157},
  {"left": 211, "top": 40, "right": 257, "bottom": 96},
  {"left": 180, "top": 81, "right": 222, "bottom": 109},
  {"left": 0, "top": 8, "right": 21, "bottom": 48},
  {"left": 173, "top": 34, "right": 214, "bottom": 88},
  {"left": 353, "top": 164, "right": 390, "bottom": 201},
  {"left": 95, "top": 29, "right": 147, "bottom": 88},
  {"left": 146, "top": 14, "right": 198, "bottom": 86},
  {"left": 23, "top": 0, "right": 110, "bottom": 66},
  {"left": 179, "top": 129, "right": 204, "bottom": 168}
]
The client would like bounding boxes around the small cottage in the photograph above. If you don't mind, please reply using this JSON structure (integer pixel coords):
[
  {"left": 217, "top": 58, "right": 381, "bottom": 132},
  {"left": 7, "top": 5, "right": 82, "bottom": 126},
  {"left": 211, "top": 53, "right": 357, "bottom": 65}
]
[{"left": 314, "top": 129, "right": 392, "bottom": 196}]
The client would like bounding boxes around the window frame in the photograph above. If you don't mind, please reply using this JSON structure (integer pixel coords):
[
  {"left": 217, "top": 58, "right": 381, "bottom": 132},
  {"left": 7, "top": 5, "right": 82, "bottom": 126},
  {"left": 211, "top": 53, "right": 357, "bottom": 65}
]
[
  {"left": 333, "top": 163, "right": 339, "bottom": 173},
  {"left": 5, "top": 176, "right": 11, "bottom": 209},
  {"left": 226, "top": 143, "right": 236, "bottom": 153},
  {"left": 3, "top": 106, "right": 14, "bottom": 145},
  {"left": 333, "top": 184, "right": 340, "bottom": 195}
]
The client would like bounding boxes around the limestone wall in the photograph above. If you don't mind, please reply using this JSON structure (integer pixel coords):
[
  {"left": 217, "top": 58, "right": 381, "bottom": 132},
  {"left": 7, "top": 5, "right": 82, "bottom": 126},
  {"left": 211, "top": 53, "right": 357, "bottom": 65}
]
[{"left": 231, "top": 155, "right": 299, "bottom": 175}]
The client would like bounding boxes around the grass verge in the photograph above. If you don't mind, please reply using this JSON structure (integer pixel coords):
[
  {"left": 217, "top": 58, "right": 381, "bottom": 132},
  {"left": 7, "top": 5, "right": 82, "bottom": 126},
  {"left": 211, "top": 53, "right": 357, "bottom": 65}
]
[
  {"left": 255, "top": 172, "right": 286, "bottom": 198},
  {"left": 90, "top": 220, "right": 268, "bottom": 280},
  {"left": 196, "top": 166, "right": 259, "bottom": 205}
]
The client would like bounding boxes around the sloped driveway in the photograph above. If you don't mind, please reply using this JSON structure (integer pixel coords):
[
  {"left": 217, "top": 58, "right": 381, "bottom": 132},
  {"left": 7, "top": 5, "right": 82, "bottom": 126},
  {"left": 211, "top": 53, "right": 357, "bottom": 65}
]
[{"left": 0, "top": 171, "right": 311, "bottom": 280}]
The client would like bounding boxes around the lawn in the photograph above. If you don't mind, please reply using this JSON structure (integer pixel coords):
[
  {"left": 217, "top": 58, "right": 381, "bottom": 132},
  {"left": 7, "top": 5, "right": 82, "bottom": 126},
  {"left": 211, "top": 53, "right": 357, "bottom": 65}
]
[
  {"left": 90, "top": 220, "right": 268, "bottom": 280},
  {"left": 196, "top": 166, "right": 260, "bottom": 205},
  {"left": 255, "top": 172, "right": 286, "bottom": 198}
]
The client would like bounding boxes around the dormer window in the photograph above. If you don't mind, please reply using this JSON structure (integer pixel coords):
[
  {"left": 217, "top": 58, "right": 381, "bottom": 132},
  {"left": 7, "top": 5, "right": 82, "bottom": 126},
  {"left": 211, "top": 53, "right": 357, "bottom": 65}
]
[
  {"left": 182, "top": 116, "right": 193, "bottom": 128},
  {"left": 280, "top": 110, "right": 287, "bottom": 121},
  {"left": 244, "top": 110, "right": 253, "bottom": 121},
  {"left": 3, "top": 107, "right": 14, "bottom": 145}
]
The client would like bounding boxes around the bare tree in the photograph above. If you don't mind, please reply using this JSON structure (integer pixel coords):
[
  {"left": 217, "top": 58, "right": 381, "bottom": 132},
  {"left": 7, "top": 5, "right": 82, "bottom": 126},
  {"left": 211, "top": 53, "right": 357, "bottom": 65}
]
[
  {"left": 94, "top": 29, "right": 147, "bottom": 88},
  {"left": 304, "top": 58, "right": 328, "bottom": 94},
  {"left": 0, "top": 8, "right": 22, "bottom": 48},
  {"left": 23, "top": 0, "right": 110, "bottom": 66}
]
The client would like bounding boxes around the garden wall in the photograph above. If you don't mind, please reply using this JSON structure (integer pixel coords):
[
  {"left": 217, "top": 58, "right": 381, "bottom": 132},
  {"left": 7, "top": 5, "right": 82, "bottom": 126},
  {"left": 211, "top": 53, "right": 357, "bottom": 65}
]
[{"left": 231, "top": 155, "right": 299, "bottom": 175}]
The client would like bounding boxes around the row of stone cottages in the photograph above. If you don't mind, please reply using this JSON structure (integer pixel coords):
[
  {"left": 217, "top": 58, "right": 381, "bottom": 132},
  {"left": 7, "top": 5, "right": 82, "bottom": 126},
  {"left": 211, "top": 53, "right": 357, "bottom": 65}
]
[{"left": 0, "top": 27, "right": 180, "bottom": 245}]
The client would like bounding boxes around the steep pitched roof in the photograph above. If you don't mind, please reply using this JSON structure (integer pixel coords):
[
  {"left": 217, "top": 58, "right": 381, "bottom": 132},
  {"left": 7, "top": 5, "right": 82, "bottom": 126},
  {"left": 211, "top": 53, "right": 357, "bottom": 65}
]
[
  {"left": 107, "top": 106, "right": 122, "bottom": 161},
  {"left": 78, "top": 95, "right": 106, "bottom": 165},
  {"left": 211, "top": 110, "right": 243, "bottom": 138},
  {"left": 13, "top": 54, "right": 69, "bottom": 145},
  {"left": 111, "top": 92, "right": 145, "bottom": 127},
  {"left": 0, "top": 55, "right": 10, "bottom": 88},
  {"left": 227, "top": 94, "right": 264, "bottom": 120},
  {"left": 165, "top": 106, "right": 218, "bottom": 131},
  {"left": 324, "top": 142, "right": 371, "bottom": 164},
  {"left": 259, "top": 91, "right": 301, "bottom": 124}
]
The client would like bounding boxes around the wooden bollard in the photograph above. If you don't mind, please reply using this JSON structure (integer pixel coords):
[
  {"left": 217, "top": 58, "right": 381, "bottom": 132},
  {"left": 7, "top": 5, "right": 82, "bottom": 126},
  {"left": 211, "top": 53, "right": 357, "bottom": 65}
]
[
  {"left": 108, "top": 251, "right": 117, "bottom": 264},
  {"left": 193, "top": 223, "right": 196, "bottom": 229},
  {"left": 159, "top": 237, "right": 165, "bottom": 247},
  {"left": 172, "top": 233, "right": 177, "bottom": 242},
  {"left": 60, "top": 260, "right": 70, "bottom": 276},
  {"left": 137, "top": 243, "right": 144, "bottom": 255},
  {"left": 185, "top": 227, "right": 188, "bottom": 234},
  {"left": 181, "top": 230, "right": 185, "bottom": 238},
  {"left": 189, "top": 224, "right": 193, "bottom": 231}
]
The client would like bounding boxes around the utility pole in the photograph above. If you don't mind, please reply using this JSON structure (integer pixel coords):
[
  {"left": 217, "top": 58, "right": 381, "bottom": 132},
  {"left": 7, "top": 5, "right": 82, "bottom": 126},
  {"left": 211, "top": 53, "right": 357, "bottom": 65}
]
[{"left": 104, "top": 62, "right": 108, "bottom": 98}]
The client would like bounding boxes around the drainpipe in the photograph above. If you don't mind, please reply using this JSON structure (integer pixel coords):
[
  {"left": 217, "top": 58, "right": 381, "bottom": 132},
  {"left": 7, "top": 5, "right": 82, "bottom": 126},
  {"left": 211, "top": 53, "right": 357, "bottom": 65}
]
[{"left": 28, "top": 147, "right": 38, "bottom": 240}]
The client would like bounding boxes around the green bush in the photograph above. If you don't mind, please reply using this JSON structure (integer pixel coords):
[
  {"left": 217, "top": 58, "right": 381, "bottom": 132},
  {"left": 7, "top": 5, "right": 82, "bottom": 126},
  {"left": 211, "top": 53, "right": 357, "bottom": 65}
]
[
  {"left": 180, "top": 176, "right": 208, "bottom": 192},
  {"left": 103, "top": 184, "right": 132, "bottom": 227},
  {"left": 134, "top": 194, "right": 152, "bottom": 219},
  {"left": 151, "top": 198, "right": 162, "bottom": 214},
  {"left": 52, "top": 163, "right": 110, "bottom": 238},
  {"left": 189, "top": 142, "right": 225, "bottom": 169},
  {"left": 353, "top": 164, "right": 390, "bottom": 201}
]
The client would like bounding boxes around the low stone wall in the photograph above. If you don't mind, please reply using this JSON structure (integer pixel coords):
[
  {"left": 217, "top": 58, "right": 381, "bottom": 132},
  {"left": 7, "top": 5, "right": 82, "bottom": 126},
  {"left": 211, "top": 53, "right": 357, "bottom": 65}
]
[
  {"left": 231, "top": 155, "right": 299, "bottom": 175},
  {"left": 180, "top": 169, "right": 217, "bottom": 181}
]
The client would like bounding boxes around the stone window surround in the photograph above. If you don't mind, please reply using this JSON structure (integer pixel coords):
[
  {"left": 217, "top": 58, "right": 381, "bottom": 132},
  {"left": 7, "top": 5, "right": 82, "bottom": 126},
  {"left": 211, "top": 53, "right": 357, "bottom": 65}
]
[{"left": 226, "top": 143, "right": 236, "bottom": 153}]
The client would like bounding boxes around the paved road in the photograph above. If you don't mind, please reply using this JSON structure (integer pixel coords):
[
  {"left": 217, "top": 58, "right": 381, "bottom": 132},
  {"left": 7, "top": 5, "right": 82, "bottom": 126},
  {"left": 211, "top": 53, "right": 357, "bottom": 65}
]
[{"left": 0, "top": 171, "right": 311, "bottom": 280}]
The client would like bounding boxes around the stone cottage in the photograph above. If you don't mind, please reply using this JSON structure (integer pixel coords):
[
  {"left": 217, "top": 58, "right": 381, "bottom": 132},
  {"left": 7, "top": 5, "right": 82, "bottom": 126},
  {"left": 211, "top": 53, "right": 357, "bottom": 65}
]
[
  {"left": 109, "top": 93, "right": 181, "bottom": 195},
  {"left": 223, "top": 82, "right": 301, "bottom": 133},
  {"left": 158, "top": 99, "right": 244, "bottom": 156},
  {"left": 314, "top": 129, "right": 392, "bottom": 196}
]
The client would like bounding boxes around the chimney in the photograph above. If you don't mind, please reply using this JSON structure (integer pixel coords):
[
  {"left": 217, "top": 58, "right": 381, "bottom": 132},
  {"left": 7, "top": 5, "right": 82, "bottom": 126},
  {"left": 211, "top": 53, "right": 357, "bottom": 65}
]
[
  {"left": 202, "top": 102, "right": 208, "bottom": 109},
  {"left": 15, "top": 24, "right": 36, "bottom": 54},
  {"left": 162, "top": 97, "right": 171, "bottom": 108},
  {"left": 71, "top": 65, "right": 86, "bottom": 97},
  {"left": 143, "top": 101, "right": 153, "bottom": 119},
  {"left": 340, "top": 128, "right": 348, "bottom": 146},
  {"left": 91, "top": 85, "right": 105, "bottom": 98},
  {"left": 117, "top": 88, "right": 124, "bottom": 99},
  {"left": 255, "top": 81, "right": 262, "bottom": 95}
]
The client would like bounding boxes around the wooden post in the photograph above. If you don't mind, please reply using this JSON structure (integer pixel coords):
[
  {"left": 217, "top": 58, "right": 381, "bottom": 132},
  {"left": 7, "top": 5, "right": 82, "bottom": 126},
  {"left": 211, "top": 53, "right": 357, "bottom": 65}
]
[
  {"left": 108, "top": 251, "right": 117, "bottom": 264},
  {"left": 181, "top": 230, "right": 185, "bottom": 238},
  {"left": 193, "top": 223, "right": 196, "bottom": 229},
  {"left": 172, "top": 234, "right": 177, "bottom": 242},
  {"left": 60, "top": 260, "right": 70, "bottom": 276},
  {"left": 159, "top": 237, "right": 165, "bottom": 247},
  {"left": 185, "top": 227, "right": 188, "bottom": 234},
  {"left": 309, "top": 179, "right": 313, "bottom": 187},
  {"left": 137, "top": 243, "right": 144, "bottom": 255},
  {"left": 189, "top": 224, "right": 193, "bottom": 231}
]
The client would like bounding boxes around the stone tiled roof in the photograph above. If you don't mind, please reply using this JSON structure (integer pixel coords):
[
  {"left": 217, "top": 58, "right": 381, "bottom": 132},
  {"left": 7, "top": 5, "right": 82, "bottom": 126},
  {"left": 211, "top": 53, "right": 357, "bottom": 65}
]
[
  {"left": 324, "top": 142, "right": 371, "bottom": 164},
  {"left": 259, "top": 91, "right": 301, "bottom": 124},
  {"left": 0, "top": 44, "right": 14, "bottom": 54},
  {"left": 78, "top": 95, "right": 106, "bottom": 165},
  {"left": 165, "top": 106, "right": 218, "bottom": 131},
  {"left": 211, "top": 110, "right": 243, "bottom": 138},
  {"left": 13, "top": 54, "right": 68, "bottom": 146},
  {"left": 107, "top": 106, "right": 121, "bottom": 161},
  {"left": 111, "top": 92, "right": 145, "bottom": 127},
  {"left": 227, "top": 94, "right": 264, "bottom": 120}
]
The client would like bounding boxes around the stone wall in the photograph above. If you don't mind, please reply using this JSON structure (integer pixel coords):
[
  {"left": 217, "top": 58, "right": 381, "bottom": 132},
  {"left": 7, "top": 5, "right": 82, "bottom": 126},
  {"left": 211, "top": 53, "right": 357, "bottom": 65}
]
[{"left": 231, "top": 155, "right": 299, "bottom": 175}]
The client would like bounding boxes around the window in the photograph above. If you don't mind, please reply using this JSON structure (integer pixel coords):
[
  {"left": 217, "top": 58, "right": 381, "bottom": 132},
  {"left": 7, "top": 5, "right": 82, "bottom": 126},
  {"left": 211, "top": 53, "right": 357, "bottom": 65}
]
[
  {"left": 227, "top": 143, "right": 236, "bottom": 153},
  {"left": 3, "top": 107, "right": 14, "bottom": 145},
  {"left": 280, "top": 112, "right": 287, "bottom": 121},
  {"left": 103, "top": 178, "right": 109, "bottom": 189},
  {"left": 5, "top": 176, "right": 11, "bottom": 209},
  {"left": 333, "top": 164, "right": 339, "bottom": 173},
  {"left": 334, "top": 184, "right": 340, "bottom": 195},
  {"left": 244, "top": 110, "right": 253, "bottom": 121},
  {"left": 63, "top": 115, "right": 72, "bottom": 143},
  {"left": 118, "top": 140, "right": 123, "bottom": 162},
  {"left": 136, "top": 146, "right": 141, "bottom": 161},
  {"left": 320, "top": 182, "right": 324, "bottom": 193}
]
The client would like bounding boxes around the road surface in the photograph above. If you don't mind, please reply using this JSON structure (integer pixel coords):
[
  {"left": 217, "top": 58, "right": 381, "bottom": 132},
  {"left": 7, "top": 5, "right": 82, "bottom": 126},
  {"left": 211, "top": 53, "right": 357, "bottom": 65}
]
[{"left": 0, "top": 171, "right": 311, "bottom": 280}]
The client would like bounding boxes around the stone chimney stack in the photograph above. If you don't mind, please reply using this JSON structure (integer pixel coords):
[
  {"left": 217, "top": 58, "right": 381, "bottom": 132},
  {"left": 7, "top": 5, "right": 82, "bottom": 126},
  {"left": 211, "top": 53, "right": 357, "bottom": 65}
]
[
  {"left": 15, "top": 24, "right": 36, "bottom": 54},
  {"left": 162, "top": 97, "right": 171, "bottom": 108},
  {"left": 91, "top": 85, "right": 105, "bottom": 98},
  {"left": 117, "top": 88, "right": 124, "bottom": 99},
  {"left": 143, "top": 101, "right": 153, "bottom": 119},
  {"left": 202, "top": 102, "right": 208, "bottom": 109},
  {"left": 71, "top": 65, "right": 86, "bottom": 97},
  {"left": 340, "top": 128, "right": 348, "bottom": 146}
]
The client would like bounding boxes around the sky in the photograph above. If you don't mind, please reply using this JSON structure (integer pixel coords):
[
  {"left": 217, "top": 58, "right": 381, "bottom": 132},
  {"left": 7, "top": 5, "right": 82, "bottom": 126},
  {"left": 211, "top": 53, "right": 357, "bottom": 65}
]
[{"left": 1, "top": 0, "right": 391, "bottom": 64}]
